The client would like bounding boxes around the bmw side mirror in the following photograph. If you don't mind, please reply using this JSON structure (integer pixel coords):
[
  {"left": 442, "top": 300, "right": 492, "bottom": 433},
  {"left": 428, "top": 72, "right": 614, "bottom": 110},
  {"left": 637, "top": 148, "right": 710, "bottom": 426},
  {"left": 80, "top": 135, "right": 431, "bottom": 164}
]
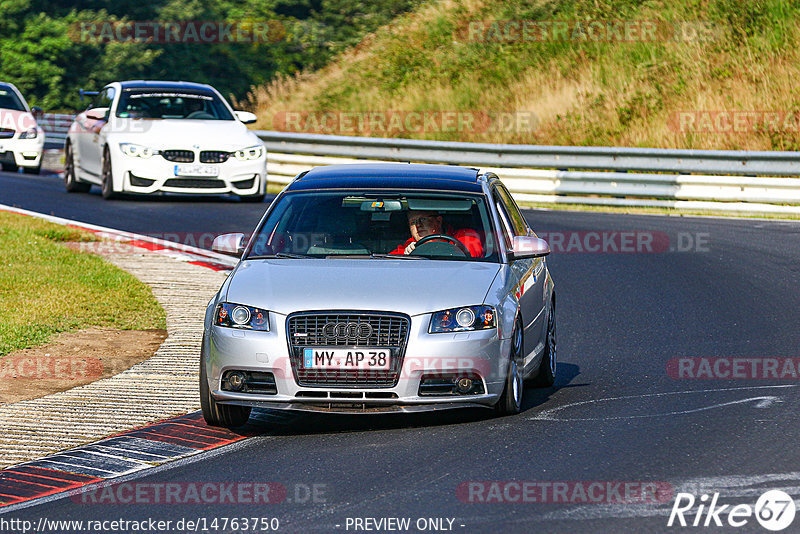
[
  {"left": 85, "top": 107, "right": 109, "bottom": 121},
  {"left": 212, "top": 233, "right": 246, "bottom": 257},
  {"left": 234, "top": 111, "right": 257, "bottom": 124},
  {"left": 510, "top": 236, "right": 550, "bottom": 259}
]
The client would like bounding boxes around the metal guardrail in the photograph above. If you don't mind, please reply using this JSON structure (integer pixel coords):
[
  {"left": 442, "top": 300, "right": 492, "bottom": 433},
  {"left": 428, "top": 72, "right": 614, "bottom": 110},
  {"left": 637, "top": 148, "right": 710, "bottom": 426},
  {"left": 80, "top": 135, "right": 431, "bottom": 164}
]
[
  {"left": 257, "top": 131, "right": 800, "bottom": 176},
  {"left": 40, "top": 113, "right": 72, "bottom": 148},
  {"left": 32, "top": 118, "right": 800, "bottom": 214},
  {"left": 258, "top": 131, "right": 800, "bottom": 215}
]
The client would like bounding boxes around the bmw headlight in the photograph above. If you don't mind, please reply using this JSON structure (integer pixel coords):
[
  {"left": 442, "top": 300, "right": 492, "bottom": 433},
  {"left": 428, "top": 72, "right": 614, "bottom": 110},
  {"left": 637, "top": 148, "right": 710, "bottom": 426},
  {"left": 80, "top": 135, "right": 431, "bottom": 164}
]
[
  {"left": 429, "top": 305, "right": 496, "bottom": 333},
  {"left": 19, "top": 129, "right": 38, "bottom": 139},
  {"left": 233, "top": 145, "right": 264, "bottom": 161},
  {"left": 215, "top": 303, "right": 269, "bottom": 331},
  {"left": 120, "top": 142, "right": 157, "bottom": 158}
]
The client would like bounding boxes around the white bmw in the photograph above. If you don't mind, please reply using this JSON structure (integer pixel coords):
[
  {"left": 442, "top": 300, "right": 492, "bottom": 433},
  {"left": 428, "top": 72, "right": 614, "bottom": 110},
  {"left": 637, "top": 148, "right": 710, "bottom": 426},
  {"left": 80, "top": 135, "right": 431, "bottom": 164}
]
[{"left": 65, "top": 80, "right": 267, "bottom": 201}]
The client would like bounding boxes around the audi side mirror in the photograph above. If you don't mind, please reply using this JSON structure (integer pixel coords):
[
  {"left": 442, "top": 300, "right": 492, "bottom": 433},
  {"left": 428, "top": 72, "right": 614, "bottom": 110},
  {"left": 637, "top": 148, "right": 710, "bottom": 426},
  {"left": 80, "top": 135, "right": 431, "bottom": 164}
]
[
  {"left": 212, "top": 233, "right": 246, "bottom": 257},
  {"left": 510, "top": 236, "right": 550, "bottom": 259}
]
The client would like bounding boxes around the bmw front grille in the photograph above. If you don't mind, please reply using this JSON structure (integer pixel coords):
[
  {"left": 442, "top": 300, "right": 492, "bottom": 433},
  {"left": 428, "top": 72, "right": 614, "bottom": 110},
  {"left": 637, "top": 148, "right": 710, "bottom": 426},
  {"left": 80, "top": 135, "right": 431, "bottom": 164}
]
[{"left": 161, "top": 149, "right": 195, "bottom": 162}]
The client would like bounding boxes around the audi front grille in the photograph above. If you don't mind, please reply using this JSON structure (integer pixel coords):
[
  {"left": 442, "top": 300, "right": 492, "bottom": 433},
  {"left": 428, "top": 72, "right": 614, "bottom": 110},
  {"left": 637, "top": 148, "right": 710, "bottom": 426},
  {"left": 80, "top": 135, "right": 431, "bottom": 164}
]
[{"left": 286, "top": 312, "right": 410, "bottom": 387}]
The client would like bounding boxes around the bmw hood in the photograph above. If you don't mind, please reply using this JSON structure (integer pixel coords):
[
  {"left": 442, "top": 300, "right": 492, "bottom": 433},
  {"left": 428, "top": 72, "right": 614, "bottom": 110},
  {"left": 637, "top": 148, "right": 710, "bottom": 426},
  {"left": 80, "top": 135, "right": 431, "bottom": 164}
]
[
  {"left": 108, "top": 118, "right": 259, "bottom": 151},
  {"left": 225, "top": 259, "right": 501, "bottom": 316}
]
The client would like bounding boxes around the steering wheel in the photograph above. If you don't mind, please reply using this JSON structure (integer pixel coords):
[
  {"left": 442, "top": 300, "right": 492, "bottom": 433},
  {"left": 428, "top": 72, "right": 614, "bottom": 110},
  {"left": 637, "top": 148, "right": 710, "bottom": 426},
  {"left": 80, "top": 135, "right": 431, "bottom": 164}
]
[
  {"left": 412, "top": 234, "right": 470, "bottom": 256},
  {"left": 186, "top": 111, "right": 214, "bottom": 119}
]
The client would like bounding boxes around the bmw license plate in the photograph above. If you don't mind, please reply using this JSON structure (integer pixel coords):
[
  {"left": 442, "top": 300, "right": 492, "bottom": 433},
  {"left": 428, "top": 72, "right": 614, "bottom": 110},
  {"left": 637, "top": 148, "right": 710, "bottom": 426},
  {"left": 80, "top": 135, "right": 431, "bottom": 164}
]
[
  {"left": 174, "top": 164, "right": 219, "bottom": 177},
  {"left": 303, "top": 348, "right": 390, "bottom": 370}
]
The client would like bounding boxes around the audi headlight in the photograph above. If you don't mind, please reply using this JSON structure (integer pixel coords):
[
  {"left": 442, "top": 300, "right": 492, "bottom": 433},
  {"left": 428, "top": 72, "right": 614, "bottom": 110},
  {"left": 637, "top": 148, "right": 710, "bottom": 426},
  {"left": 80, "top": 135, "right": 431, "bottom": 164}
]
[
  {"left": 233, "top": 144, "right": 264, "bottom": 161},
  {"left": 120, "top": 142, "right": 157, "bottom": 158},
  {"left": 215, "top": 303, "right": 269, "bottom": 331},
  {"left": 19, "top": 129, "right": 38, "bottom": 139},
  {"left": 429, "top": 305, "right": 496, "bottom": 333}
]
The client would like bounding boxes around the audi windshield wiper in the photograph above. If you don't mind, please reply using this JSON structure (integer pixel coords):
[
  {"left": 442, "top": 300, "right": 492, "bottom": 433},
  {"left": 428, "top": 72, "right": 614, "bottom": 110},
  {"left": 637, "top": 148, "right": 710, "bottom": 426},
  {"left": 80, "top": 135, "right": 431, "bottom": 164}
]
[
  {"left": 248, "top": 253, "right": 318, "bottom": 259},
  {"left": 370, "top": 253, "right": 426, "bottom": 260}
]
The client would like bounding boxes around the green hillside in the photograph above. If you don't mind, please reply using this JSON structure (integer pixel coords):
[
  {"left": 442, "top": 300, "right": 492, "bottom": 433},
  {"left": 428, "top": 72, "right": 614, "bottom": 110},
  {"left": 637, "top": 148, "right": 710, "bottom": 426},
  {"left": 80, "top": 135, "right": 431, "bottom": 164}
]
[
  {"left": 0, "top": 0, "right": 420, "bottom": 111},
  {"left": 249, "top": 0, "right": 800, "bottom": 150}
]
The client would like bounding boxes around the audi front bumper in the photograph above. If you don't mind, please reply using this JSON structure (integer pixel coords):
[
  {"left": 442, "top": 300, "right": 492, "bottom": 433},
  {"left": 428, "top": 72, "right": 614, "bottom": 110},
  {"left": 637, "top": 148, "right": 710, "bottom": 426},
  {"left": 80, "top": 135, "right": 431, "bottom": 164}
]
[{"left": 204, "top": 312, "right": 511, "bottom": 413}]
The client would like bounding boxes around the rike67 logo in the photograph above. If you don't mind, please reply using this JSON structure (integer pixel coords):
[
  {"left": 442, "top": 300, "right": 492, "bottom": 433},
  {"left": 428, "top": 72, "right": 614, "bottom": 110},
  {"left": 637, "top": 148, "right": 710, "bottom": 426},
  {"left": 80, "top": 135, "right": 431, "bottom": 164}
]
[{"left": 668, "top": 490, "right": 796, "bottom": 531}]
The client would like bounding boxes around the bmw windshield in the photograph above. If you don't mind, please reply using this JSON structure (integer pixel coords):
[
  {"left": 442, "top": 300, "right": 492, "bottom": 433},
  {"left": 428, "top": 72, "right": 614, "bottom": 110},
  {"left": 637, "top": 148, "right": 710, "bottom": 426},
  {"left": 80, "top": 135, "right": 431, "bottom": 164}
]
[
  {"left": 246, "top": 190, "right": 501, "bottom": 262},
  {"left": 115, "top": 89, "right": 234, "bottom": 120}
]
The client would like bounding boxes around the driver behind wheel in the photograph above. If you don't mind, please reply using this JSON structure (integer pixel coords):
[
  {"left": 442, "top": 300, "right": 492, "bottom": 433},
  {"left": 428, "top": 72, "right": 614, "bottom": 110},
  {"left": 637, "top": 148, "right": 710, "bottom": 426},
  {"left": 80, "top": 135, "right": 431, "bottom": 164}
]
[{"left": 389, "top": 210, "right": 483, "bottom": 257}]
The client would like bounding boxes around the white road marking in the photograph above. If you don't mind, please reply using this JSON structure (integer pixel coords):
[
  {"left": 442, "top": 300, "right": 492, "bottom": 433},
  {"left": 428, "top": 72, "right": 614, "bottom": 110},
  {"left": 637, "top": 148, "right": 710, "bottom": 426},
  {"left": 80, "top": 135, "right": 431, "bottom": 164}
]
[{"left": 529, "top": 384, "right": 796, "bottom": 421}]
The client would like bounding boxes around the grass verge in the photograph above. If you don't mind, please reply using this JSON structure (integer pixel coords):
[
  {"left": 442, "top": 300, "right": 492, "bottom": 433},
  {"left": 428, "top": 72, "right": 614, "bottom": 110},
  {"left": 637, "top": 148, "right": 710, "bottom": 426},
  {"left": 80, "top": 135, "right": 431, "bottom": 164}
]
[{"left": 0, "top": 212, "right": 166, "bottom": 355}]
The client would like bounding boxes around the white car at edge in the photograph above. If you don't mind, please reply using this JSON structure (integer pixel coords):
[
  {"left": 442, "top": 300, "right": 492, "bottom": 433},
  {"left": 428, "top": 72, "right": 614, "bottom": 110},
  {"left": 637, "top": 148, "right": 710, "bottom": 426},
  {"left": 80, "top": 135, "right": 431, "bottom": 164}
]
[
  {"left": 0, "top": 81, "right": 45, "bottom": 174},
  {"left": 65, "top": 80, "right": 267, "bottom": 201}
]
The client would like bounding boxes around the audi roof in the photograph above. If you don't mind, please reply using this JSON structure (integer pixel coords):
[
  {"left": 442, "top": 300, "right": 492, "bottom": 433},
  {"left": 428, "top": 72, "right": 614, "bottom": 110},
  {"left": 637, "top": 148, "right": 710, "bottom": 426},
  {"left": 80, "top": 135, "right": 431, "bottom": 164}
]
[{"left": 286, "top": 163, "right": 485, "bottom": 193}]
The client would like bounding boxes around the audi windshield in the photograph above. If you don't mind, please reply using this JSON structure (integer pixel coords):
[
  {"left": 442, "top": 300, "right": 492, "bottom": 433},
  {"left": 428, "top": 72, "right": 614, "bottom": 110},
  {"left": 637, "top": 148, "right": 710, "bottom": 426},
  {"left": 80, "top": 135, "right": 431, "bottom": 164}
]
[{"left": 246, "top": 191, "right": 501, "bottom": 262}]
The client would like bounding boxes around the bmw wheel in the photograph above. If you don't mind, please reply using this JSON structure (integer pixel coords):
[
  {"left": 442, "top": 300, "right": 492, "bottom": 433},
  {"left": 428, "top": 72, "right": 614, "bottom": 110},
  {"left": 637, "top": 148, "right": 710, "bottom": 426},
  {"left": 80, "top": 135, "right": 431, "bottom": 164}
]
[
  {"left": 200, "top": 345, "right": 251, "bottom": 428},
  {"left": 64, "top": 143, "right": 90, "bottom": 192},
  {"left": 101, "top": 147, "right": 117, "bottom": 199},
  {"left": 496, "top": 318, "right": 524, "bottom": 415},
  {"left": 532, "top": 300, "right": 557, "bottom": 387}
]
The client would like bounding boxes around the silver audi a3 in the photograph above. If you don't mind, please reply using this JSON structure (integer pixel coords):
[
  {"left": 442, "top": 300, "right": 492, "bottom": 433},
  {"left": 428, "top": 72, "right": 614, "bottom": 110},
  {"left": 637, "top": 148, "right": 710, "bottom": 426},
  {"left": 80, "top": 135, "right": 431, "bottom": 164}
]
[{"left": 201, "top": 163, "right": 556, "bottom": 428}]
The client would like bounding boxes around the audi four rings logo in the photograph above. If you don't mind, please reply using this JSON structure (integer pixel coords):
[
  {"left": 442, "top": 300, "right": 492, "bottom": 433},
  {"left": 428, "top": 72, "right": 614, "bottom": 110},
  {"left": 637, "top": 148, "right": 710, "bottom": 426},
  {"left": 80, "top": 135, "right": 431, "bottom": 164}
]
[{"left": 322, "top": 322, "right": 373, "bottom": 340}]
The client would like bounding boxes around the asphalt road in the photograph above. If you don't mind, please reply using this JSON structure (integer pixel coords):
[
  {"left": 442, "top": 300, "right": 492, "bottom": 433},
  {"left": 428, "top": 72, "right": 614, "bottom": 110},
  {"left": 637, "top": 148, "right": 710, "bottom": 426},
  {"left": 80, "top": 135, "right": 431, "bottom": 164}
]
[{"left": 3, "top": 169, "right": 800, "bottom": 533}]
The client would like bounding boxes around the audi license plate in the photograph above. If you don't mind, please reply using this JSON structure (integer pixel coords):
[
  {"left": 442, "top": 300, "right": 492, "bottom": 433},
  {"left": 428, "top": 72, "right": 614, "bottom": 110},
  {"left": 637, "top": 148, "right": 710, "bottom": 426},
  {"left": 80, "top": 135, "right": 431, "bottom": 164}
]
[
  {"left": 174, "top": 164, "right": 219, "bottom": 177},
  {"left": 303, "top": 348, "right": 390, "bottom": 370}
]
